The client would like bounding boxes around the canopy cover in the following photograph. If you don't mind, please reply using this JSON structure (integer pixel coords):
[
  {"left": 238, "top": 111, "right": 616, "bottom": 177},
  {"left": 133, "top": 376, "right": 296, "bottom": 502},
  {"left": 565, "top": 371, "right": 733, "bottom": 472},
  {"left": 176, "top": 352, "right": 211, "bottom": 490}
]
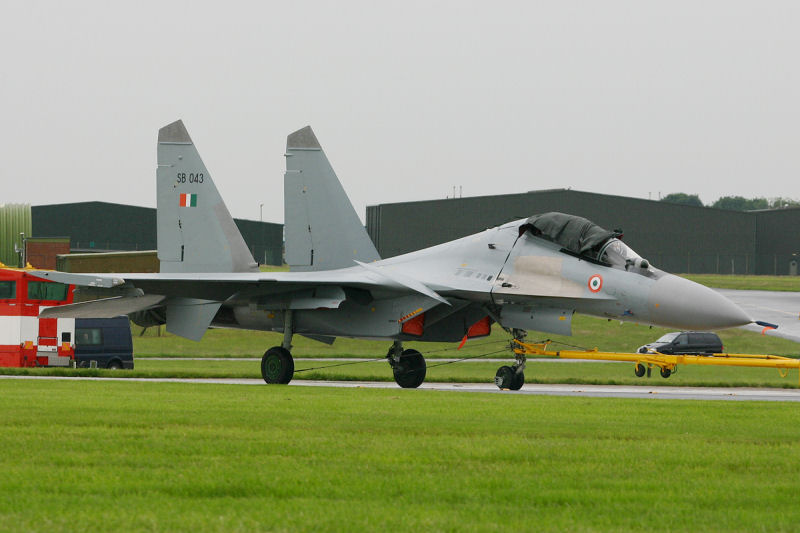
[{"left": 521, "top": 212, "right": 620, "bottom": 256}]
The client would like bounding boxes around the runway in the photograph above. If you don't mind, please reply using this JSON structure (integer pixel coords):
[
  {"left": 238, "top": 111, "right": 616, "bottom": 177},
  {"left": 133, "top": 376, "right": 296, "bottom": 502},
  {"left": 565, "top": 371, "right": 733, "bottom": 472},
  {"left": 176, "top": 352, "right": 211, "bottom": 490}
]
[
  {"left": 720, "top": 289, "right": 800, "bottom": 342},
  {"left": 3, "top": 375, "right": 799, "bottom": 402}
]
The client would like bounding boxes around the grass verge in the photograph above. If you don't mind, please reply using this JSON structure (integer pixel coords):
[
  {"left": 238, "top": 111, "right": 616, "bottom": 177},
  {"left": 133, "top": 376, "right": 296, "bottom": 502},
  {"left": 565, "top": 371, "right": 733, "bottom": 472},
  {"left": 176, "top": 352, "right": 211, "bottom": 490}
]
[
  {"left": 1, "top": 380, "right": 799, "bottom": 532},
  {"left": 683, "top": 274, "right": 800, "bottom": 291}
]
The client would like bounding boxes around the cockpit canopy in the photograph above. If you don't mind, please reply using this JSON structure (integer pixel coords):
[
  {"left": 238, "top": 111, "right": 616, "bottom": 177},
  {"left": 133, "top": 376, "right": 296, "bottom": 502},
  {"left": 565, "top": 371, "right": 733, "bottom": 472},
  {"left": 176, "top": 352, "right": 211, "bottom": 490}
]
[{"left": 521, "top": 212, "right": 652, "bottom": 273}]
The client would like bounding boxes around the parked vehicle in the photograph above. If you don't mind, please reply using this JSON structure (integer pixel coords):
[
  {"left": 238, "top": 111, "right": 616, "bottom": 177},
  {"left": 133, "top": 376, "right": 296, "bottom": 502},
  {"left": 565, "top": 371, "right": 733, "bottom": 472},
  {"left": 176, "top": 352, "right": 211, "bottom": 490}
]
[
  {"left": 74, "top": 317, "right": 134, "bottom": 369},
  {"left": 0, "top": 268, "right": 75, "bottom": 367},
  {"left": 637, "top": 331, "right": 723, "bottom": 355}
]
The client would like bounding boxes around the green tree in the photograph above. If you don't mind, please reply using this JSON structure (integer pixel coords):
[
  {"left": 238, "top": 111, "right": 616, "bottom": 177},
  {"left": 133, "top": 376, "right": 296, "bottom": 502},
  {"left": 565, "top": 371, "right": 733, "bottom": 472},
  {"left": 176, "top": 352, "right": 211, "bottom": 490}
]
[
  {"left": 660, "top": 193, "right": 703, "bottom": 207},
  {"left": 712, "top": 196, "right": 768, "bottom": 211}
]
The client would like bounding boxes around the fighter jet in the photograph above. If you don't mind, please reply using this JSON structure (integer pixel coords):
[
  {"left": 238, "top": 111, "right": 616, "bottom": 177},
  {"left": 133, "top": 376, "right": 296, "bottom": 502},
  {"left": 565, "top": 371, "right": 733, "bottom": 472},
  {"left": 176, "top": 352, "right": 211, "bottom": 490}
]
[{"left": 33, "top": 120, "right": 756, "bottom": 389}]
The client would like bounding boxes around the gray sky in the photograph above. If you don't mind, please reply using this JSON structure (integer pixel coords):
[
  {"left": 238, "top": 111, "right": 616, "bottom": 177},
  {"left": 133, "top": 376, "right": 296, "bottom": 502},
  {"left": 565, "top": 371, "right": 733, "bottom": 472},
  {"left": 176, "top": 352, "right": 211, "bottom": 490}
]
[{"left": 2, "top": 1, "right": 798, "bottom": 224}]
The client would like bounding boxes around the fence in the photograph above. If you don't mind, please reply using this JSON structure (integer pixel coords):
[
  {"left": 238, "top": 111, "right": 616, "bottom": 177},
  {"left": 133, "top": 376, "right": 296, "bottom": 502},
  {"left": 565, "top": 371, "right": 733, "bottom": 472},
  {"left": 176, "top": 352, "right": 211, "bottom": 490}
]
[{"left": 650, "top": 253, "right": 800, "bottom": 276}]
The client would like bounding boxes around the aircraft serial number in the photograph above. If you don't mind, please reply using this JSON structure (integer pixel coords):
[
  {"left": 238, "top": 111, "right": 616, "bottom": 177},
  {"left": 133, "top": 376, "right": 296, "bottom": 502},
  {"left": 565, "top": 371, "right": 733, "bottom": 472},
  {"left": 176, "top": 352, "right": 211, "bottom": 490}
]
[{"left": 176, "top": 172, "right": 204, "bottom": 184}]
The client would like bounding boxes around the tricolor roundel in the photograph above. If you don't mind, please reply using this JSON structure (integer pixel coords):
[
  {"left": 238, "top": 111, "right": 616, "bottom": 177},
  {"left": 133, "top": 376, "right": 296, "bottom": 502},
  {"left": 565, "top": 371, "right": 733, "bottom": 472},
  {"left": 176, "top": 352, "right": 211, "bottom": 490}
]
[{"left": 588, "top": 274, "right": 603, "bottom": 293}]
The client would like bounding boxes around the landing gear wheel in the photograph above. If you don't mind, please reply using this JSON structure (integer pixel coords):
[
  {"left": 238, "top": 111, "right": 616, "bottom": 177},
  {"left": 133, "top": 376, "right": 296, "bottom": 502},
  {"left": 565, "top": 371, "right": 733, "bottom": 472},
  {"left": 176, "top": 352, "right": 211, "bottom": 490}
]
[
  {"left": 660, "top": 367, "right": 672, "bottom": 379},
  {"left": 509, "top": 369, "right": 525, "bottom": 391},
  {"left": 261, "top": 346, "right": 294, "bottom": 384},
  {"left": 634, "top": 363, "right": 646, "bottom": 377},
  {"left": 392, "top": 349, "right": 426, "bottom": 389},
  {"left": 495, "top": 365, "right": 515, "bottom": 389}
]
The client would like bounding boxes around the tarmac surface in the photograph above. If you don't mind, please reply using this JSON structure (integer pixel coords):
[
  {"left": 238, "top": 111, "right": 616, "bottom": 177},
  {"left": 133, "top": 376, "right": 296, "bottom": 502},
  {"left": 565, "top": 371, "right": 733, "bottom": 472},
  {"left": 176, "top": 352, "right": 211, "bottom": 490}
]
[
  {"left": 719, "top": 289, "right": 800, "bottom": 342},
  {"left": 4, "top": 375, "right": 800, "bottom": 402}
]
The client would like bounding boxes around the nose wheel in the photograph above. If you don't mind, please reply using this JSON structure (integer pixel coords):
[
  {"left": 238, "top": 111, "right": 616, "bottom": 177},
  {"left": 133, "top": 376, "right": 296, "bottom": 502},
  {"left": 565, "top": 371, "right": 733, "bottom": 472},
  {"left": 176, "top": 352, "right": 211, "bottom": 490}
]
[
  {"left": 495, "top": 365, "right": 524, "bottom": 390},
  {"left": 496, "top": 329, "right": 527, "bottom": 390}
]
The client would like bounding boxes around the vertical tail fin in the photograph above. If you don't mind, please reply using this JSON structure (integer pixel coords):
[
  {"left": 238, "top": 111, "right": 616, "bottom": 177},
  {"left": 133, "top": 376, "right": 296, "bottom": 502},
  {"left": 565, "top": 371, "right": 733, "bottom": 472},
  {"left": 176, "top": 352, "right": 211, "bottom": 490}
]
[
  {"left": 157, "top": 120, "right": 258, "bottom": 274},
  {"left": 284, "top": 126, "right": 380, "bottom": 271}
]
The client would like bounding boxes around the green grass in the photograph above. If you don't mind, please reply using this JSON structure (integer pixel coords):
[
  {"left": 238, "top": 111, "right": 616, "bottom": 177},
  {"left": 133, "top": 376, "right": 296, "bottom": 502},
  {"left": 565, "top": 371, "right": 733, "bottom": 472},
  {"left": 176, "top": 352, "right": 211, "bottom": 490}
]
[
  {"left": 683, "top": 273, "right": 800, "bottom": 291},
  {"left": 1, "top": 380, "right": 799, "bottom": 532}
]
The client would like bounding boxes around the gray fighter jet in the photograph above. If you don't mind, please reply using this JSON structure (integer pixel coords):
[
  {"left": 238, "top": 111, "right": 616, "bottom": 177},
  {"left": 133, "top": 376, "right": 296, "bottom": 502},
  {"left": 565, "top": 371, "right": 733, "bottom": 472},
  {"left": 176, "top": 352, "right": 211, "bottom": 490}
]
[{"left": 33, "top": 120, "right": 757, "bottom": 389}]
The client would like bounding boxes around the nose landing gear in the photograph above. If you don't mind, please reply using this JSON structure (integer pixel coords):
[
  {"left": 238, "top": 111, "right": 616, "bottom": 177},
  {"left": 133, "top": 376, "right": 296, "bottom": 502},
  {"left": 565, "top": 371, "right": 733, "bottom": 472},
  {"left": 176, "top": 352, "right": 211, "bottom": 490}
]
[{"left": 495, "top": 329, "right": 527, "bottom": 391}]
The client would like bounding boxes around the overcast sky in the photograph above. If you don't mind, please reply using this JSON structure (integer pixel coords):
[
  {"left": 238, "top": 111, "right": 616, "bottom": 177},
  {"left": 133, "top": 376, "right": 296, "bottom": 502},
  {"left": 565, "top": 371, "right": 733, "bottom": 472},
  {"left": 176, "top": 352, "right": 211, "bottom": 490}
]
[{"left": 2, "top": 1, "right": 798, "bottom": 224}]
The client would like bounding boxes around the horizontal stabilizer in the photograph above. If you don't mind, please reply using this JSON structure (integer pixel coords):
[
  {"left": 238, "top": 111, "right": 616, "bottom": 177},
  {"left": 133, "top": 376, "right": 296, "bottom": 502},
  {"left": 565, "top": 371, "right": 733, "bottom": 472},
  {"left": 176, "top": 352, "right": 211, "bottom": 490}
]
[
  {"left": 166, "top": 297, "right": 222, "bottom": 341},
  {"left": 29, "top": 270, "right": 124, "bottom": 288},
  {"left": 38, "top": 294, "right": 166, "bottom": 318}
]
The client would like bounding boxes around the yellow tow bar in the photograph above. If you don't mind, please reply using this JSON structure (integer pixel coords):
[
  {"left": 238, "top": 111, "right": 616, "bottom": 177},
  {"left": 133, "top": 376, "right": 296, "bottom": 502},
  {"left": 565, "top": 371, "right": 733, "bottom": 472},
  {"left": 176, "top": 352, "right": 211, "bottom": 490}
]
[{"left": 512, "top": 340, "right": 800, "bottom": 386}]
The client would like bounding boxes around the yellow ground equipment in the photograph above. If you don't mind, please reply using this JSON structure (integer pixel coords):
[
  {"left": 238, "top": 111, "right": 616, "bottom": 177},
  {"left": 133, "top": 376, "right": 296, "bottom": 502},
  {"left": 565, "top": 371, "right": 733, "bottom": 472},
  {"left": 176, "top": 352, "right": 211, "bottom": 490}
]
[{"left": 512, "top": 339, "right": 800, "bottom": 386}]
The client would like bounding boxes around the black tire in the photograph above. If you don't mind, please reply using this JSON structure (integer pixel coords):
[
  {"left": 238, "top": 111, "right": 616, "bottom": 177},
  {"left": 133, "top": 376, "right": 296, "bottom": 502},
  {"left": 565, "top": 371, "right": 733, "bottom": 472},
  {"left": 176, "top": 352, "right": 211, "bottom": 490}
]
[
  {"left": 634, "top": 363, "right": 646, "bottom": 377},
  {"left": 261, "top": 346, "right": 294, "bottom": 384},
  {"left": 393, "top": 349, "right": 426, "bottom": 388},
  {"left": 660, "top": 367, "right": 672, "bottom": 378},
  {"left": 107, "top": 360, "right": 122, "bottom": 370},
  {"left": 509, "top": 369, "right": 525, "bottom": 391},
  {"left": 495, "top": 365, "right": 515, "bottom": 389}
]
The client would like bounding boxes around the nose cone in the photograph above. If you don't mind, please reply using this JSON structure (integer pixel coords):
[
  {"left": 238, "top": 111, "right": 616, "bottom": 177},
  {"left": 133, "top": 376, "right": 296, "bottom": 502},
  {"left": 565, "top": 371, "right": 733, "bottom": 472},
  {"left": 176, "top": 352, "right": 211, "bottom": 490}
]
[{"left": 649, "top": 274, "right": 751, "bottom": 330}]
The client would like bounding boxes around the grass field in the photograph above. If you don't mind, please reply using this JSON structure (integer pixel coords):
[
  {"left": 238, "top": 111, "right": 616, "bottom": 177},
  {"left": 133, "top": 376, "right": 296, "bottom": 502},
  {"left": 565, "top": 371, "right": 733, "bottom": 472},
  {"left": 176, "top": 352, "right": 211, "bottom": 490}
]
[
  {"left": 683, "top": 274, "right": 800, "bottom": 291},
  {"left": 2, "top": 379, "right": 800, "bottom": 532}
]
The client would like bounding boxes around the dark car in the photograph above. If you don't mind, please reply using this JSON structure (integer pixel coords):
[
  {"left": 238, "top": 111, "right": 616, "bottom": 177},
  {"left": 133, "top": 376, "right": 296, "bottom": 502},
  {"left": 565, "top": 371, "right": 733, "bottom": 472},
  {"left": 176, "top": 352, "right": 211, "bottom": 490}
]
[
  {"left": 637, "top": 331, "right": 723, "bottom": 355},
  {"left": 75, "top": 317, "right": 134, "bottom": 369}
]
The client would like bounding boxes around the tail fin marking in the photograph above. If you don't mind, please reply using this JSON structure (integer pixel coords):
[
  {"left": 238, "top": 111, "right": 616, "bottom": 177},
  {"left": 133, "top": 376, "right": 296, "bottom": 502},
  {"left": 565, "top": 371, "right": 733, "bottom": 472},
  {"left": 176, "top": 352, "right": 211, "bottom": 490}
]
[{"left": 156, "top": 120, "right": 258, "bottom": 273}]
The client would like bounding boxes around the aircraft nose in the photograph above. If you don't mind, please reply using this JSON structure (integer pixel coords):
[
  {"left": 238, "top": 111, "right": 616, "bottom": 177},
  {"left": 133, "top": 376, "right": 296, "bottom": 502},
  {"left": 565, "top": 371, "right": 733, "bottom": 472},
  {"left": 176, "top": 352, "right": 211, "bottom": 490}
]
[{"left": 649, "top": 274, "right": 751, "bottom": 330}]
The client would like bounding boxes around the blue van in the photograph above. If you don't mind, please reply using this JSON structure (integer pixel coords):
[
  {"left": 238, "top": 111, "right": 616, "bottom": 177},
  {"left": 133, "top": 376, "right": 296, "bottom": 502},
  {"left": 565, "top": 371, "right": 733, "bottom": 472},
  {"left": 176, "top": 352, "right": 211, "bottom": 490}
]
[{"left": 74, "top": 317, "right": 134, "bottom": 369}]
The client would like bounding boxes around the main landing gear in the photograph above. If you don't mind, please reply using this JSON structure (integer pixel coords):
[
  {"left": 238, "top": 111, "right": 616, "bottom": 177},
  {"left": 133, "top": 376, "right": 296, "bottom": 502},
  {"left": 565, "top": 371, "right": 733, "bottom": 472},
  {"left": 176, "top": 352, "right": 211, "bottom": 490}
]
[
  {"left": 261, "top": 310, "right": 295, "bottom": 384},
  {"left": 495, "top": 329, "right": 527, "bottom": 391},
  {"left": 387, "top": 340, "right": 427, "bottom": 388}
]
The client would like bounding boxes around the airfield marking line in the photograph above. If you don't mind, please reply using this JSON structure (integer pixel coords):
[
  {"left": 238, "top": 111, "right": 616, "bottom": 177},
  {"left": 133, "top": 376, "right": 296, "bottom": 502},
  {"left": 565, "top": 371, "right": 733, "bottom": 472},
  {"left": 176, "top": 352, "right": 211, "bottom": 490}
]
[
  {"left": 2, "top": 375, "right": 799, "bottom": 401},
  {"left": 142, "top": 357, "right": 624, "bottom": 364}
]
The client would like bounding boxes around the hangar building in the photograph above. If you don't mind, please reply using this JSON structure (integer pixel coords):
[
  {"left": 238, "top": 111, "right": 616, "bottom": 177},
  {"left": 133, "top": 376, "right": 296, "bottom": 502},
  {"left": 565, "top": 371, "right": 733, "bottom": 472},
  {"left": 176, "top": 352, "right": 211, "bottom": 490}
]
[
  {"left": 15, "top": 192, "right": 800, "bottom": 275},
  {"left": 31, "top": 202, "right": 283, "bottom": 266},
  {"left": 366, "top": 189, "right": 800, "bottom": 276}
]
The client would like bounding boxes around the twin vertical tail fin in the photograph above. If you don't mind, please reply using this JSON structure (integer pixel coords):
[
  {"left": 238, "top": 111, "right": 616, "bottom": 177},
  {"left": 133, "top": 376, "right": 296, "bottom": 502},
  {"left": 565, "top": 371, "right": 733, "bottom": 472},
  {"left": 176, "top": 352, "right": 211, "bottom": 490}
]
[
  {"left": 284, "top": 126, "right": 380, "bottom": 271},
  {"left": 156, "top": 120, "right": 258, "bottom": 274},
  {"left": 155, "top": 120, "right": 257, "bottom": 341}
]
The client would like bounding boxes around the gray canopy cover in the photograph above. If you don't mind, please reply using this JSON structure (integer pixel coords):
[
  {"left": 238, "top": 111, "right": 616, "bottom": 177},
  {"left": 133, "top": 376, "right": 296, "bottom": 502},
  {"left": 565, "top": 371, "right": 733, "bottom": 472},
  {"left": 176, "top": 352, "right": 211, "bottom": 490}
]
[{"left": 522, "top": 212, "right": 619, "bottom": 256}]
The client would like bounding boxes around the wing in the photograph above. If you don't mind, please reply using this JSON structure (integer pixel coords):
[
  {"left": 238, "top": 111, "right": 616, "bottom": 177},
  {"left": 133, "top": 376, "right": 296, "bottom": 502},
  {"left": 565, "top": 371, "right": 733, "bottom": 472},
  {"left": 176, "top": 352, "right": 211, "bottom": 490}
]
[{"left": 29, "top": 264, "right": 452, "bottom": 340}]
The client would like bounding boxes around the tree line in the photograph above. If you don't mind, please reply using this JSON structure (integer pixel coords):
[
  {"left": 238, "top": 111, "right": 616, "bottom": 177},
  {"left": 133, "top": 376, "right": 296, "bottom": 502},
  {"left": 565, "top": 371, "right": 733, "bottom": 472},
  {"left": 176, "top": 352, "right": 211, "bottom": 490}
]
[{"left": 659, "top": 193, "right": 800, "bottom": 211}]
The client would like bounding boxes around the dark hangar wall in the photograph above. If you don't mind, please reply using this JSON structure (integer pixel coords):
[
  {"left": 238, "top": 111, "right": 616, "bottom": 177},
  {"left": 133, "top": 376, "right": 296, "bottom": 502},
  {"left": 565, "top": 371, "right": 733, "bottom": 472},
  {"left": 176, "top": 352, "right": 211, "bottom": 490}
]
[
  {"left": 32, "top": 202, "right": 284, "bottom": 265},
  {"left": 754, "top": 207, "right": 800, "bottom": 275},
  {"left": 366, "top": 189, "right": 768, "bottom": 274}
]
